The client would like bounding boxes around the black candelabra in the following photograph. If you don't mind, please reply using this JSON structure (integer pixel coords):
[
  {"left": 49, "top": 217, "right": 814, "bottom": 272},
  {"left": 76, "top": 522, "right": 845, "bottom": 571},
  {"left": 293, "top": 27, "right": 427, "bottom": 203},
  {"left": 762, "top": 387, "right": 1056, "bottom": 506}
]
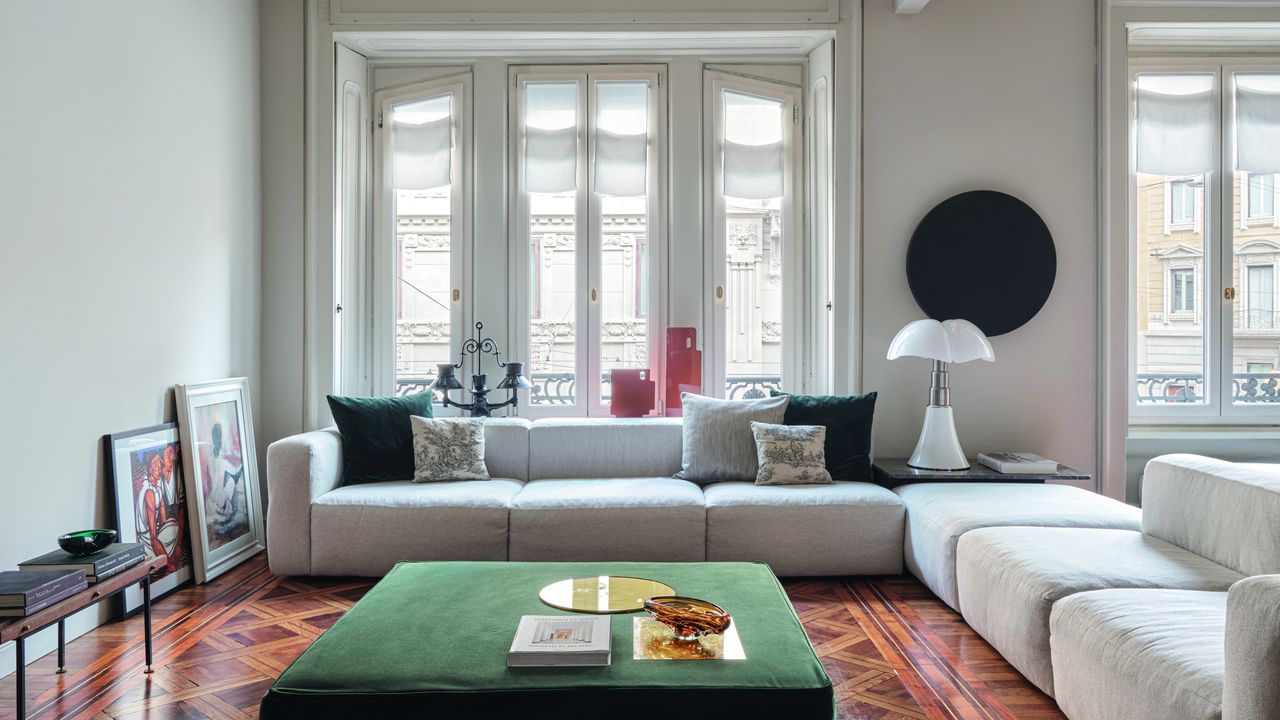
[{"left": 430, "top": 322, "right": 531, "bottom": 417}]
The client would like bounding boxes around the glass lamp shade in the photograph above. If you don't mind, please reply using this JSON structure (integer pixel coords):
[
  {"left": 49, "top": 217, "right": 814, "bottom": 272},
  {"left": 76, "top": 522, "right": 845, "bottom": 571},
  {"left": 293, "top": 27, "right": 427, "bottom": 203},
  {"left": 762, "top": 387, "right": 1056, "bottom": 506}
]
[
  {"left": 497, "top": 362, "right": 533, "bottom": 390},
  {"left": 430, "top": 363, "right": 465, "bottom": 391},
  {"left": 887, "top": 319, "right": 994, "bottom": 364}
]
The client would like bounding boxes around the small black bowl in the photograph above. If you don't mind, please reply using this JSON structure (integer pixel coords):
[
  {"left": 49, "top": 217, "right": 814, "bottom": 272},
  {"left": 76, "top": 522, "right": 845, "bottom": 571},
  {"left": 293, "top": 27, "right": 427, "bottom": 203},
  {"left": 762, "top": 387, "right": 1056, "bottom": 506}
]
[{"left": 58, "top": 529, "right": 118, "bottom": 557}]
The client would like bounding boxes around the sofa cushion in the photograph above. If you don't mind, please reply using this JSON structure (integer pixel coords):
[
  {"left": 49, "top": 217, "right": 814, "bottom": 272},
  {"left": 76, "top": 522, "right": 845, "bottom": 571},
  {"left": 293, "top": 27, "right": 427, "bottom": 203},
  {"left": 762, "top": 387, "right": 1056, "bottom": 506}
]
[
  {"left": 410, "top": 417, "right": 490, "bottom": 482},
  {"left": 957, "top": 527, "right": 1242, "bottom": 696},
  {"left": 894, "top": 482, "right": 1142, "bottom": 610},
  {"left": 750, "top": 422, "right": 832, "bottom": 486},
  {"left": 326, "top": 391, "right": 434, "bottom": 485},
  {"left": 1051, "top": 588, "right": 1225, "bottom": 720},
  {"left": 1142, "top": 454, "right": 1280, "bottom": 576},
  {"left": 676, "top": 393, "right": 789, "bottom": 484},
  {"left": 310, "top": 479, "right": 522, "bottom": 575},
  {"left": 771, "top": 391, "right": 877, "bottom": 481},
  {"left": 509, "top": 478, "right": 704, "bottom": 562},
  {"left": 704, "top": 481, "right": 904, "bottom": 576},
  {"left": 480, "top": 418, "right": 531, "bottom": 482},
  {"left": 528, "top": 418, "right": 681, "bottom": 480},
  {"left": 1225, "top": 575, "right": 1280, "bottom": 720}
]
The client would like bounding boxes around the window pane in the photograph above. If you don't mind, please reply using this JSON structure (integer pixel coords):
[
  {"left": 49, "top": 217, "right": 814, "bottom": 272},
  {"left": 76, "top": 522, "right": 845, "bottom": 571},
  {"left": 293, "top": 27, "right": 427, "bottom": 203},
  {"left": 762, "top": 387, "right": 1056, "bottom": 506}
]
[
  {"left": 392, "top": 93, "right": 453, "bottom": 394},
  {"left": 526, "top": 82, "right": 578, "bottom": 406},
  {"left": 722, "top": 89, "right": 784, "bottom": 398},
  {"left": 596, "top": 81, "right": 650, "bottom": 405},
  {"left": 1232, "top": 73, "right": 1280, "bottom": 405},
  {"left": 1134, "top": 73, "right": 1213, "bottom": 406}
]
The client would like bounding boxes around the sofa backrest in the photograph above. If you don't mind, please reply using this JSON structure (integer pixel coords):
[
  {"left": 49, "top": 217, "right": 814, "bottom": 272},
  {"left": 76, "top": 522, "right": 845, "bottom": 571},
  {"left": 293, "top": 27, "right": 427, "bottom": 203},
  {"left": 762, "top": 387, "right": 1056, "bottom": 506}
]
[
  {"left": 483, "top": 418, "right": 532, "bottom": 481},
  {"left": 1142, "top": 454, "right": 1280, "bottom": 576},
  {"left": 528, "top": 418, "right": 683, "bottom": 480}
]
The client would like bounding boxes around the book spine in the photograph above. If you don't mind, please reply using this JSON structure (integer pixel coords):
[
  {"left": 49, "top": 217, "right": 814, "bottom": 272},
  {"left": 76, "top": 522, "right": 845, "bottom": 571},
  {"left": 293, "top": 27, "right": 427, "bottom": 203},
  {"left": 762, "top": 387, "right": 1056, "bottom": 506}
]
[
  {"left": 19, "top": 582, "right": 88, "bottom": 616},
  {"left": 22, "top": 575, "right": 87, "bottom": 605},
  {"left": 89, "top": 558, "right": 142, "bottom": 584},
  {"left": 93, "top": 547, "right": 145, "bottom": 576}
]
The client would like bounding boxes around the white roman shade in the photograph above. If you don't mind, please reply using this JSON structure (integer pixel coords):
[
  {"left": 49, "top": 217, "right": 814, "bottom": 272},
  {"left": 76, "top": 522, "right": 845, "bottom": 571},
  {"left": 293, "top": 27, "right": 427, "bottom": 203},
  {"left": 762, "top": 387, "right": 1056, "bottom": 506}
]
[
  {"left": 392, "top": 117, "right": 453, "bottom": 190},
  {"left": 524, "top": 125, "right": 578, "bottom": 193},
  {"left": 1237, "top": 79, "right": 1280, "bottom": 175},
  {"left": 724, "top": 139, "right": 784, "bottom": 199},
  {"left": 1136, "top": 78, "right": 1214, "bottom": 176},
  {"left": 594, "top": 129, "right": 647, "bottom": 196}
]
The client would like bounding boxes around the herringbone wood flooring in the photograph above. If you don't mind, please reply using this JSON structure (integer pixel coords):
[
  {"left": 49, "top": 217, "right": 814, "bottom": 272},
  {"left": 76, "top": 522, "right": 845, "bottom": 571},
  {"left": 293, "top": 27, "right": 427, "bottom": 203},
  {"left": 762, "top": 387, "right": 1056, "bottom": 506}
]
[{"left": 0, "top": 554, "right": 1064, "bottom": 719}]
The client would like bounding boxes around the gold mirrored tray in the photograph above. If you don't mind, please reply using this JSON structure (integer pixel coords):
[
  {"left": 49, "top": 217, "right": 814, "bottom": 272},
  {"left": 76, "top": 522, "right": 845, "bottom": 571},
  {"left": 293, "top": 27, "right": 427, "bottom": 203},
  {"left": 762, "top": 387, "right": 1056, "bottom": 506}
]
[{"left": 538, "top": 576, "right": 675, "bottom": 614}]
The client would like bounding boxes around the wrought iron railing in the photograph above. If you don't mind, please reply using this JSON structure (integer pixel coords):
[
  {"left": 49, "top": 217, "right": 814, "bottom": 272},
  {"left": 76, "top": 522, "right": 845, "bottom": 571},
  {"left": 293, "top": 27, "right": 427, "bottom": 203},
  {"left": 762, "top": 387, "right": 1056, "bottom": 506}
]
[
  {"left": 394, "top": 373, "right": 783, "bottom": 405},
  {"left": 1136, "top": 372, "right": 1280, "bottom": 403}
]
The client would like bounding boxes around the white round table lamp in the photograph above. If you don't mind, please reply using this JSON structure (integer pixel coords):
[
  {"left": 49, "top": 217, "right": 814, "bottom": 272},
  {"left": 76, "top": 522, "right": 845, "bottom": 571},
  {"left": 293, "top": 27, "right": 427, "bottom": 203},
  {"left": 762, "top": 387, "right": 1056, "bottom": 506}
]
[{"left": 887, "top": 319, "right": 994, "bottom": 470}]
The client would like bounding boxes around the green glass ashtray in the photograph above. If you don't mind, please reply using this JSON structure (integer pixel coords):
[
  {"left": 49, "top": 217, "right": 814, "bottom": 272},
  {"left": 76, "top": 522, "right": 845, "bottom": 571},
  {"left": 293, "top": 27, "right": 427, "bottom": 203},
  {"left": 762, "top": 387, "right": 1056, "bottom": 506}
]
[
  {"left": 643, "top": 596, "right": 731, "bottom": 641},
  {"left": 58, "top": 529, "right": 117, "bottom": 556}
]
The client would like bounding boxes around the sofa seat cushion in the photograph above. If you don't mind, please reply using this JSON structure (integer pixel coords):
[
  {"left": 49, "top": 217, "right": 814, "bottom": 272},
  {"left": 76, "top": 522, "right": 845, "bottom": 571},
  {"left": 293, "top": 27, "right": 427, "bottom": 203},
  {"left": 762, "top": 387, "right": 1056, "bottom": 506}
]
[
  {"left": 309, "top": 479, "right": 523, "bottom": 575},
  {"left": 527, "top": 419, "right": 682, "bottom": 480},
  {"left": 704, "top": 482, "right": 904, "bottom": 576},
  {"left": 509, "top": 478, "right": 705, "bottom": 562},
  {"left": 1050, "top": 588, "right": 1225, "bottom": 720},
  {"left": 956, "top": 527, "right": 1242, "bottom": 697},
  {"left": 894, "top": 483, "right": 1142, "bottom": 610}
]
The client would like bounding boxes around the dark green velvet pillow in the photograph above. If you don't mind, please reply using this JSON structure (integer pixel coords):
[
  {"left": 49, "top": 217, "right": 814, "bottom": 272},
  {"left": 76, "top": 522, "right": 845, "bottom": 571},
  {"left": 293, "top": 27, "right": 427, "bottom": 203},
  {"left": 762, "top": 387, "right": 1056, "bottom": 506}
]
[
  {"left": 770, "top": 391, "right": 877, "bottom": 481},
  {"left": 326, "top": 392, "right": 434, "bottom": 485}
]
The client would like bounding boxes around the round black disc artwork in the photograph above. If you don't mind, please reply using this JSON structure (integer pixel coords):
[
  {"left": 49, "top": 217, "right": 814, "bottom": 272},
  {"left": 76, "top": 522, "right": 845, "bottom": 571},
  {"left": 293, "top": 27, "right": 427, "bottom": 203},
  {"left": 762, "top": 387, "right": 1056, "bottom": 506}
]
[{"left": 906, "top": 190, "right": 1056, "bottom": 337}]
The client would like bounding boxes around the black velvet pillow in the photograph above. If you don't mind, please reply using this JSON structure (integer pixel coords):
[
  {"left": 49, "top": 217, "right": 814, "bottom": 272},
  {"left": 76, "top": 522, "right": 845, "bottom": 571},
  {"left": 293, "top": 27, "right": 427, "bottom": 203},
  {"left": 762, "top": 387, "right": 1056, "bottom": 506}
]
[
  {"left": 327, "top": 392, "right": 434, "bottom": 485},
  {"left": 770, "top": 391, "right": 877, "bottom": 481}
]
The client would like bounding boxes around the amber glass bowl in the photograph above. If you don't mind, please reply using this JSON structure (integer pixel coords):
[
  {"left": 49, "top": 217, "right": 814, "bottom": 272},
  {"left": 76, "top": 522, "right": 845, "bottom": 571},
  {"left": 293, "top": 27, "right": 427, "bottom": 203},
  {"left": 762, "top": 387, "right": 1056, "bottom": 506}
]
[{"left": 643, "top": 596, "right": 731, "bottom": 641}]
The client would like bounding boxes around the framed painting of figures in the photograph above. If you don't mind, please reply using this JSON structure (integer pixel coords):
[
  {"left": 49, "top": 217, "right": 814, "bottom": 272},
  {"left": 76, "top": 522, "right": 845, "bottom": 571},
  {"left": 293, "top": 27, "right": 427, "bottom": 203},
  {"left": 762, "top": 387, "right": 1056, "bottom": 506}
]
[
  {"left": 106, "top": 422, "right": 193, "bottom": 615},
  {"left": 176, "top": 378, "right": 264, "bottom": 584}
]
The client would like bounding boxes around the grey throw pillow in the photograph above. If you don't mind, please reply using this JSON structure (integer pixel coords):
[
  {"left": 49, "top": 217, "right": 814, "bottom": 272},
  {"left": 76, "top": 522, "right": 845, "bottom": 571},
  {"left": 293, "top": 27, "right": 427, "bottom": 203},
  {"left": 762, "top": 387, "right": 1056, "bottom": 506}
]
[
  {"left": 676, "top": 393, "right": 789, "bottom": 483},
  {"left": 410, "top": 416, "right": 490, "bottom": 482},
  {"left": 751, "top": 422, "right": 833, "bottom": 486}
]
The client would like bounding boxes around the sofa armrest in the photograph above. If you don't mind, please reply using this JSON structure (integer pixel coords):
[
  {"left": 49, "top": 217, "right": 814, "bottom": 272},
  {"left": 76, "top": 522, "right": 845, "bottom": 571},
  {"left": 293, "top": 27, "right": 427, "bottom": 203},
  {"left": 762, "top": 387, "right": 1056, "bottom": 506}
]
[
  {"left": 265, "top": 428, "right": 343, "bottom": 576},
  {"left": 1224, "top": 574, "right": 1280, "bottom": 720}
]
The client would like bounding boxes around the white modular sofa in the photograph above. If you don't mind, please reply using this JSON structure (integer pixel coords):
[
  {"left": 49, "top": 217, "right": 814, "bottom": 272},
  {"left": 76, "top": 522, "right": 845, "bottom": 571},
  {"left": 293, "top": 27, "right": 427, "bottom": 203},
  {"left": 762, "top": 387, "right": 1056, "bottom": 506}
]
[{"left": 265, "top": 418, "right": 906, "bottom": 577}]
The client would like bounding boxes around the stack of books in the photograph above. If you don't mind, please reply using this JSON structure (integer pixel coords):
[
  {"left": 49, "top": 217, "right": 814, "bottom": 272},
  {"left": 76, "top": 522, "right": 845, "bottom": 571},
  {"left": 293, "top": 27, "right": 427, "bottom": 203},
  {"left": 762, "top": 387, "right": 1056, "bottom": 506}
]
[
  {"left": 19, "top": 543, "right": 145, "bottom": 584},
  {"left": 977, "top": 452, "right": 1059, "bottom": 474},
  {"left": 0, "top": 570, "right": 88, "bottom": 617},
  {"left": 507, "top": 615, "right": 611, "bottom": 667}
]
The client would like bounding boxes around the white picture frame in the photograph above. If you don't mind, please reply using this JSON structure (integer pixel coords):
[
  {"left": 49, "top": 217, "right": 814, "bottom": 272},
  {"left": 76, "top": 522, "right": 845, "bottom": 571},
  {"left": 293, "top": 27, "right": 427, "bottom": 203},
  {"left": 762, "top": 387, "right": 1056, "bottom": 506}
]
[{"left": 175, "top": 378, "right": 264, "bottom": 584}]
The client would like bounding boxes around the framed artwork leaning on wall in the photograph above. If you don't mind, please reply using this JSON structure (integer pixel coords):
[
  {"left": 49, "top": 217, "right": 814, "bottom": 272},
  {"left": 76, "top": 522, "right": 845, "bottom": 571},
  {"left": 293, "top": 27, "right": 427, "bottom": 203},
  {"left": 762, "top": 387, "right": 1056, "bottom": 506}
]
[
  {"left": 176, "top": 378, "right": 264, "bottom": 584},
  {"left": 105, "top": 422, "right": 194, "bottom": 615}
]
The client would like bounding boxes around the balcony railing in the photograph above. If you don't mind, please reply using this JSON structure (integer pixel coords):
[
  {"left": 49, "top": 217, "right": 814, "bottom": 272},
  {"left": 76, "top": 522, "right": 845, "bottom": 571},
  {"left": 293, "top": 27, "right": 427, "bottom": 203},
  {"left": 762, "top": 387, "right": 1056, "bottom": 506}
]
[
  {"left": 394, "top": 372, "right": 783, "bottom": 405},
  {"left": 1136, "top": 372, "right": 1280, "bottom": 403}
]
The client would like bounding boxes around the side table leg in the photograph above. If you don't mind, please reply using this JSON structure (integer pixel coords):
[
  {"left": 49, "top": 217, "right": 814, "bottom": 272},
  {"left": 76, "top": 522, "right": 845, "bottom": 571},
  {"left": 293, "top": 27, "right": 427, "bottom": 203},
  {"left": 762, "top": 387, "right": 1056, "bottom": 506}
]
[
  {"left": 56, "top": 619, "right": 66, "bottom": 673},
  {"left": 16, "top": 636, "right": 26, "bottom": 720},
  {"left": 142, "top": 573, "right": 154, "bottom": 674}
]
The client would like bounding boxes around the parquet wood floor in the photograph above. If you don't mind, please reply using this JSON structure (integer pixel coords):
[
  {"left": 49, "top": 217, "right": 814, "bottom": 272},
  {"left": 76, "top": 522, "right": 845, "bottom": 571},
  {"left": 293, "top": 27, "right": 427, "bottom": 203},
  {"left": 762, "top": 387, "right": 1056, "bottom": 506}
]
[{"left": 0, "top": 554, "right": 1064, "bottom": 720}]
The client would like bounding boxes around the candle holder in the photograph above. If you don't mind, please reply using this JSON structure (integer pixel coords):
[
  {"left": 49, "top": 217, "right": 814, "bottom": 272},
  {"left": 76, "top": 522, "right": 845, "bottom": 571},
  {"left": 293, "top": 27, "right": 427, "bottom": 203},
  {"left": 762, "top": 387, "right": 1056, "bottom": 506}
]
[{"left": 429, "top": 322, "right": 531, "bottom": 417}]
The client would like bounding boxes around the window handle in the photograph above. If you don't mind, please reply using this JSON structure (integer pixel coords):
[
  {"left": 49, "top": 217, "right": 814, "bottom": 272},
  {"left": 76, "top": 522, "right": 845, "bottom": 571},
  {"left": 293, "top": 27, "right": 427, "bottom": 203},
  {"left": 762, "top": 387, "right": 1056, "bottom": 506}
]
[
  {"left": 591, "top": 288, "right": 598, "bottom": 302},
  {"left": 716, "top": 286, "right": 725, "bottom": 301},
  {"left": 1225, "top": 287, "right": 1236, "bottom": 301},
  {"left": 452, "top": 288, "right": 461, "bottom": 303}
]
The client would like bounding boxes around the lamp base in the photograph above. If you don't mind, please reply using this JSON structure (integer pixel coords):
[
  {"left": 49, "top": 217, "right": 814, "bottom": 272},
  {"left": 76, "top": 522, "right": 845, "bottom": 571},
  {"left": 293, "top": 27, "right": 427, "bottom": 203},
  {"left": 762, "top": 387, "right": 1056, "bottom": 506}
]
[{"left": 907, "top": 405, "right": 970, "bottom": 471}]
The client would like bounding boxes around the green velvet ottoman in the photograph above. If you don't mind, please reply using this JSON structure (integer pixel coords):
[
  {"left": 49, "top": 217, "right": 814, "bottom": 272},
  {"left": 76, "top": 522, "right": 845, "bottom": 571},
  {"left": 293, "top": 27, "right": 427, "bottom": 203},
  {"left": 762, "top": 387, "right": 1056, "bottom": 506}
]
[{"left": 261, "top": 561, "right": 833, "bottom": 719}]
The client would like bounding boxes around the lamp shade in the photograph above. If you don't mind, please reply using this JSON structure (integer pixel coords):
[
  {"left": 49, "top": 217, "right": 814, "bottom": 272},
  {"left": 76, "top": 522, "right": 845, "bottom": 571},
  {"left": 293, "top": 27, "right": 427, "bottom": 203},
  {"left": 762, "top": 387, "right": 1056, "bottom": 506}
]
[
  {"left": 430, "top": 363, "right": 464, "bottom": 392},
  {"left": 497, "top": 362, "right": 533, "bottom": 390},
  {"left": 887, "top": 319, "right": 994, "bottom": 364}
]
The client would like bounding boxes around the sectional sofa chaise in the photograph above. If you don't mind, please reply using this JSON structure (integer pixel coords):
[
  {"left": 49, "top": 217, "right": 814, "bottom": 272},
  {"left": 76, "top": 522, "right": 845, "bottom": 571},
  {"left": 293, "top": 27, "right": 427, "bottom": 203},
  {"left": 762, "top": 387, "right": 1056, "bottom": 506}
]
[{"left": 266, "top": 418, "right": 1280, "bottom": 720}]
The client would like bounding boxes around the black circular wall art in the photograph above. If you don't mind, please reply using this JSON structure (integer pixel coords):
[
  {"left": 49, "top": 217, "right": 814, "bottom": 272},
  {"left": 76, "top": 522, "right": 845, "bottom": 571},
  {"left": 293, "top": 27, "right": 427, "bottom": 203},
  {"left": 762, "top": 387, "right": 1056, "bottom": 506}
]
[{"left": 906, "top": 190, "right": 1056, "bottom": 337}]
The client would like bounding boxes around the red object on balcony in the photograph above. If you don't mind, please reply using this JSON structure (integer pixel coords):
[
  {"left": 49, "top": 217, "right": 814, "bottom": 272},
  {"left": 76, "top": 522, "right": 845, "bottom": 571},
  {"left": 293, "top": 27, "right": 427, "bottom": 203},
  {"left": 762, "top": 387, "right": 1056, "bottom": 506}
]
[
  {"left": 610, "top": 369, "right": 656, "bottom": 418},
  {"left": 665, "top": 327, "right": 702, "bottom": 417}
]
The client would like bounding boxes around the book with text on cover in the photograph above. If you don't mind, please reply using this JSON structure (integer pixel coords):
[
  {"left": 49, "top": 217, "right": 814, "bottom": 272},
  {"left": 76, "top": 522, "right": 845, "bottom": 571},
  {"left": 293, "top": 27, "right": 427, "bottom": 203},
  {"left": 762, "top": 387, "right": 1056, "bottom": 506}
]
[
  {"left": 977, "top": 452, "right": 1058, "bottom": 474},
  {"left": 507, "top": 615, "right": 611, "bottom": 667},
  {"left": 0, "top": 570, "right": 88, "bottom": 617},
  {"left": 19, "top": 543, "right": 145, "bottom": 583}
]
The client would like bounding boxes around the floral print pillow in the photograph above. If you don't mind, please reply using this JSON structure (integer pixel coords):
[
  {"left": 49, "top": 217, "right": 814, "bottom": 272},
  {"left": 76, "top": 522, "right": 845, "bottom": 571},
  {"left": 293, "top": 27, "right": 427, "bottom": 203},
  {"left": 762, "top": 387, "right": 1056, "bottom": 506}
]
[
  {"left": 750, "top": 422, "right": 832, "bottom": 486},
  {"left": 410, "top": 416, "right": 490, "bottom": 482}
]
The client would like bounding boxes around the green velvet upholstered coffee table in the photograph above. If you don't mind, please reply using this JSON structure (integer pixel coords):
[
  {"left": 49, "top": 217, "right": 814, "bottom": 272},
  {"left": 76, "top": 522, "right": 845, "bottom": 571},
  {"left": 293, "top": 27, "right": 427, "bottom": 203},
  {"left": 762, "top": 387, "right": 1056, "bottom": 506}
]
[{"left": 260, "top": 561, "right": 833, "bottom": 719}]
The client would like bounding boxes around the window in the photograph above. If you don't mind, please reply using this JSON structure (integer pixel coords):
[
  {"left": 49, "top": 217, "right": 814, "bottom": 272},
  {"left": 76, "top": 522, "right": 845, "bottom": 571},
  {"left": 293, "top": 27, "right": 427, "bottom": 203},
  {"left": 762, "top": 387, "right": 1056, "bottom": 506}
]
[
  {"left": 373, "top": 74, "right": 470, "bottom": 398},
  {"left": 1170, "top": 268, "right": 1196, "bottom": 314},
  {"left": 705, "top": 71, "right": 802, "bottom": 399},
  {"left": 1131, "top": 67, "right": 1280, "bottom": 418},
  {"left": 512, "top": 67, "right": 665, "bottom": 415},
  {"left": 1243, "top": 173, "right": 1277, "bottom": 225}
]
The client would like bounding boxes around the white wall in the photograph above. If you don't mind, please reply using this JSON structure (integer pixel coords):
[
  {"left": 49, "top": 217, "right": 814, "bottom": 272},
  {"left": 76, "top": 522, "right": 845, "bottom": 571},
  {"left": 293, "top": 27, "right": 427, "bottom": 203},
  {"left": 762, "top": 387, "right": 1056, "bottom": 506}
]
[
  {"left": 861, "top": 0, "right": 1099, "bottom": 482},
  {"left": 0, "top": 0, "right": 261, "bottom": 675}
]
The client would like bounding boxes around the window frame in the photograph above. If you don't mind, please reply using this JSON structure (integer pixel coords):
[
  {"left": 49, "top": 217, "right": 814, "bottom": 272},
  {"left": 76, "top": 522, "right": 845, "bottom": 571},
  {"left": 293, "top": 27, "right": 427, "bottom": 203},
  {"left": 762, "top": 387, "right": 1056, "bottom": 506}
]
[
  {"left": 1241, "top": 172, "right": 1279, "bottom": 227},
  {"left": 703, "top": 69, "right": 803, "bottom": 399},
  {"left": 371, "top": 72, "right": 473, "bottom": 399},
  {"left": 508, "top": 64, "right": 667, "bottom": 418},
  {"left": 1128, "top": 59, "right": 1280, "bottom": 424}
]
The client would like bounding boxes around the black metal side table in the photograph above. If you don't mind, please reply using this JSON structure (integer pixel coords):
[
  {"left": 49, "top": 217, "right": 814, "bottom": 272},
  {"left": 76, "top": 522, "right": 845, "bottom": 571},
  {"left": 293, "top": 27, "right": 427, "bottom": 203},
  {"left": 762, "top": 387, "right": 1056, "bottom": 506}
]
[
  {"left": 0, "top": 554, "right": 165, "bottom": 719},
  {"left": 872, "top": 458, "right": 1091, "bottom": 489}
]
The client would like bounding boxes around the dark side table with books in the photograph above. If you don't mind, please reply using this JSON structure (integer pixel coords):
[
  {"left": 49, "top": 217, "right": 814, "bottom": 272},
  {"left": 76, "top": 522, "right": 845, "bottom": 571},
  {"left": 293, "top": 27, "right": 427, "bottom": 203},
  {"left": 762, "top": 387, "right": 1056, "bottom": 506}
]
[
  {"left": 872, "top": 457, "right": 1091, "bottom": 489},
  {"left": 0, "top": 544, "right": 163, "bottom": 720}
]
